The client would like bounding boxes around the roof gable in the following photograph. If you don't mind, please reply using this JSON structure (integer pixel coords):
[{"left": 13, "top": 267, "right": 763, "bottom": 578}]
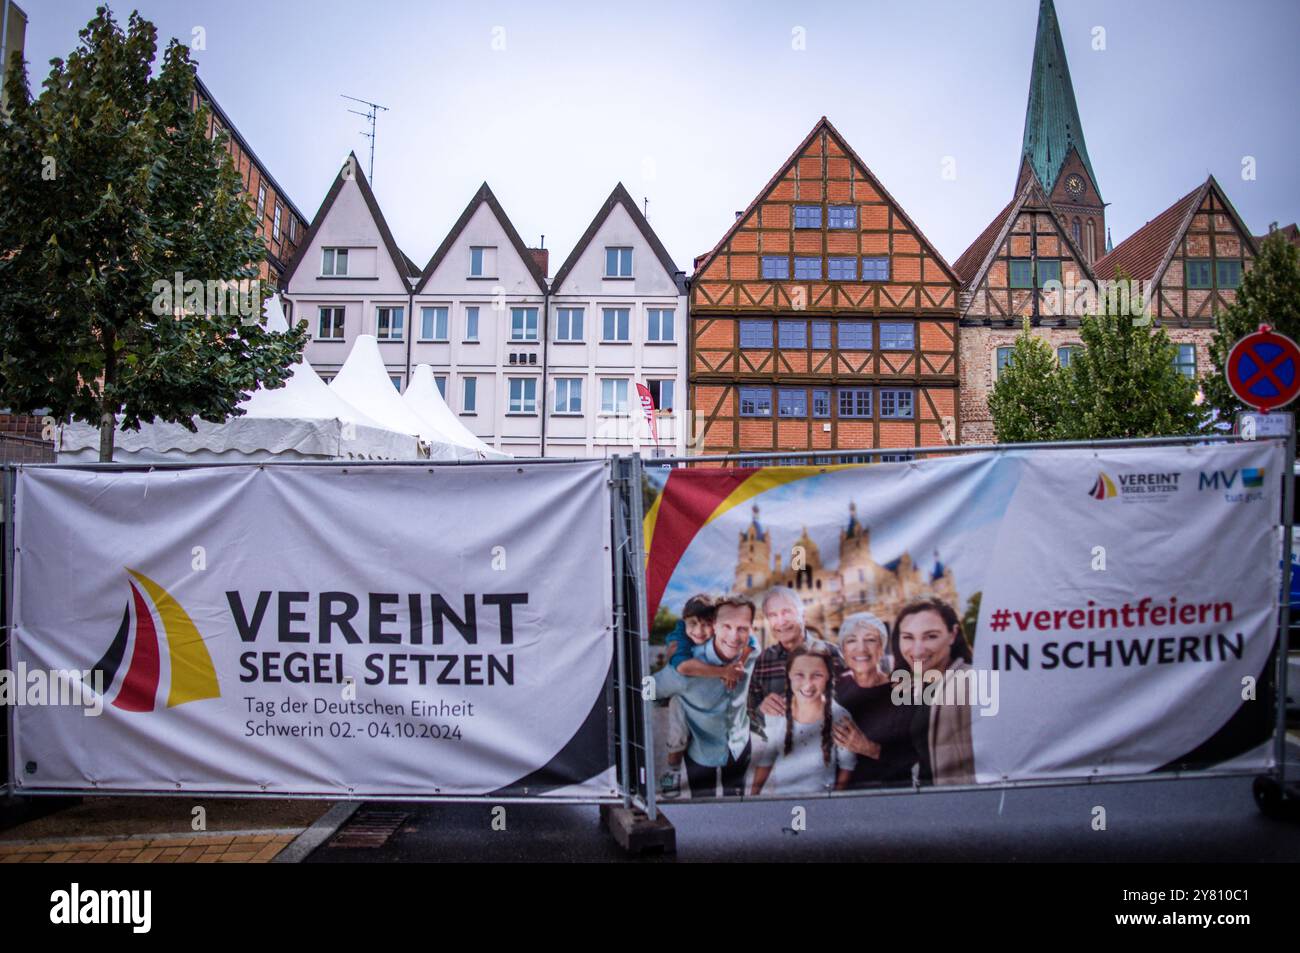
[
  {"left": 414, "top": 184, "right": 547, "bottom": 294},
  {"left": 692, "top": 116, "right": 959, "bottom": 290},
  {"left": 551, "top": 183, "right": 685, "bottom": 294},
  {"left": 281, "top": 153, "right": 416, "bottom": 287}
]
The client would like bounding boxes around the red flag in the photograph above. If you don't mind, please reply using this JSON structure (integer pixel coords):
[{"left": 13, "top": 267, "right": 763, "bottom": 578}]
[{"left": 635, "top": 382, "right": 659, "bottom": 447}]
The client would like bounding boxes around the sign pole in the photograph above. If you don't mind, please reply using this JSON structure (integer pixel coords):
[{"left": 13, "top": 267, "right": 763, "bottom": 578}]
[{"left": 1275, "top": 428, "right": 1294, "bottom": 796}]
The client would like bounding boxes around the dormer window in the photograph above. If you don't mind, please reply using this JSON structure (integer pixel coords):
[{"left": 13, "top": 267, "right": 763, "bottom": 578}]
[
  {"left": 322, "top": 248, "right": 349, "bottom": 276},
  {"left": 605, "top": 247, "right": 633, "bottom": 278}
]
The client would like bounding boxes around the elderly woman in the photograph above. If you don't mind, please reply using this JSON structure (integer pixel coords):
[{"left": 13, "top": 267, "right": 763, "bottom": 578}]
[{"left": 831, "top": 612, "right": 916, "bottom": 787}]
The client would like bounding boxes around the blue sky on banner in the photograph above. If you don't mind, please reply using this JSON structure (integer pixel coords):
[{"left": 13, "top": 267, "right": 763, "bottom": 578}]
[
  {"left": 659, "top": 456, "right": 1022, "bottom": 615},
  {"left": 23, "top": 0, "right": 1300, "bottom": 271}
]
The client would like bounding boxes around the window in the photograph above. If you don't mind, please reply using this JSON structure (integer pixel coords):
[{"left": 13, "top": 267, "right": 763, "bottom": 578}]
[
  {"left": 1058, "top": 345, "right": 1081, "bottom": 368},
  {"left": 289, "top": 217, "right": 297, "bottom": 242},
  {"left": 996, "top": 346, "right": 1015, "bottom": 377},
  {"left": 880, "top": 323, "right": 914, "bottom": 350},
  {"left": 602, "top": 308, "right": 630, "bottom": 342},
  {"left": 273, "top": 205, "right": 282, "bottom": 241},
  {"left": 389, "top": 375, "right": 403, "bottom": 391},
  {"left": 838, "top": 321, "right": 872, "bottom": 349},
  {"left": 462, "top": 377, "right": 477, "bottom": 413},
  {"left": 647, "top": 378, "right": 675, "bottom": 413},
  {"left": 812, "top": 321, "right": 831, "bottom": 350},
  {"left": 600, "top": 378, "right": 629, "bottom": 414},
  {"left": 778, "top": 389, "right": 807, "bottom": 418},
  {"left": 464, "top": 306, "right": 480, "bottom": 341},
  {"left": 1037, "top": 259, "right": 1061, "bottom": 287},
  {"left": 376, "top": 306, "right": 404, "bottom": 341},
  {"left": 508, "top": 377, "right": 537, "bottom": 413},
  {"left": 1174, "top": 344, "right": 1196, "bottom": 378},
  {"left": 828, "top": 257, "right": 856, "bottom": 281},
  {"left": 1186, "top": 259, "right": 1212, "bottom": 289},
  {"left": 556, "top": 307, "right": 584, "bottom": 342},
  {"left": 435, "top": 376, "right": 447, "bottom": 397},
  {"left": 794, "top": 206, "right": 822, "bottom": 229},
  {"left": 879, "top": 453, "right": 916, "bottom": 463},
  {"left": 1072, "top": 218, "right": 1081, "bottom": 245},
  {"left": 828, "top": 206, "right": 857, "bottom": 229},
  {"left": 813, "top": 389, "right": 831, "bottom": 418},
  {"left": 861, "top": 257, "right": 890, "bottom": 282},
  {"left": 605, "top": 247, "right": 633, "bottom": 277},
  {"left": 1009, "top": 259, "right": 1032, "bottom": 288},
  {"left": 256, "top": 183, "right": 266, "bottom": 220},
  {"left": 879, "top": 388, "right": 914, "bottom": 419},
  {"left": 778, "top": 320, "right": 807, "bottom": 349},
  {"left": 420, "top": 306, "right": 448, "bottom": 341},
  {"left": 838, "top": 388, "right": 872, "bottom": 418},
  {"left": 318, "top": 306, "right": 345, "bottom": 340},
  {"left": 739, "top": 319, "right": 773, "bottom": 349},
  {"left": 1217, "top": 260, "right": 1242, "bottom": 289},
  {"left": 511, "top": 307, "right": 539, "bottom": 341},
  {"left": 322, "top": 248, "right": 349, "bottom": 276},
  {"left": 739, "top": 387, "right": 772, "bottom": 417},
  {"left": 648, "top": 308, "right": 675, "bottom": 342},
  {"left": 470, "top": 246, "right": 497, "bottom": 277},
  {"left": 762, "top": 256, "right": 790, "bottom": 280},
  {"left": 794, "top": 257, "right": 822, "bottom": 280},
  {"left": 554, "top": 378, "right": 583, "bottom": 414}
]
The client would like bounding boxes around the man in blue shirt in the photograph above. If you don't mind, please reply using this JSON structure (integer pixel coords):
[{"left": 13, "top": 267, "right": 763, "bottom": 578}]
[{"left": 654, "top": 594, "right": 759, "bottom": 798}]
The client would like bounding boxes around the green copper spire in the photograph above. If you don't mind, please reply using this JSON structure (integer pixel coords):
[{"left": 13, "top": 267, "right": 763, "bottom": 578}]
[{"left": 1021, "top": 0, "right": 1101, "bottom": 199}]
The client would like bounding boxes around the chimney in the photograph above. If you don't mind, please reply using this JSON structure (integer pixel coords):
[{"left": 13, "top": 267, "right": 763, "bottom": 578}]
[
  {"left": 529, "top": 248, "right": 549, "bottom": 278},
  {"left": 734, "top": 211, "right": 743, "bottom": 221}
]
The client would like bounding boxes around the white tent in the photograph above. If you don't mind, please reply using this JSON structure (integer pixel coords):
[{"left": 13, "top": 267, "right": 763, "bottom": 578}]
[
  {"left": 403, "top": 364, "right": 510, "bottom": 460},
  {"left": 327, "top": 335, "right": 477, "bottom": 461},
  {"left": 57, "top": 298, "right": 421, "bottom": 463}
]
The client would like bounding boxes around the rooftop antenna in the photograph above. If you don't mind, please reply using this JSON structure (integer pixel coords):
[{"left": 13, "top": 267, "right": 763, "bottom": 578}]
[
  {"left": 643, "top": 196, "right": 650, "bottom": 220},
  {"left": 341, "top": 94, "right": 389, "bottom": 183}
]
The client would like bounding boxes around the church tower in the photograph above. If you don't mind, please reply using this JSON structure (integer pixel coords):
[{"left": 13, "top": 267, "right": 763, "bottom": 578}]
[
  {"left": 735, "top": 504, "right": 771, "bottom": 593},
  {"left": 1016, "top": 0, "right": 1105, "bottom": 264}
]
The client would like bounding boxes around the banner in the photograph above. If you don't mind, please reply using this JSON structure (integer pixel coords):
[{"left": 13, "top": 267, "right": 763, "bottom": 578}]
[
  {"left": 10, "top": 461, "right": 616, "bottom": 798},
  {"left": 641, "top": 442, "right": 1283, "bottom": 800}
]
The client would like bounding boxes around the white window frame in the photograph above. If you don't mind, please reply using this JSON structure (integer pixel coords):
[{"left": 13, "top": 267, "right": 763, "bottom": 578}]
[
  {"left": 511, "top": 307, "right": 539, "bottom": 342},
  {"left": 376, "top": 306, "right": 404, "bottom": 341},
  {"left": 602, "top": 307, "right": 631, "bottom": 343},
  {"left": 556, "top": 307, "right": 584, "bottom": 342},
  {"left": 600, "top": 378, "right": 630, "bottom": 415},
  {"left": 647, "top": 308, "right": 675, "bottom": 343},
  {"left": 464, "top": 306, "right": 480, "bottom": 342},
  {"left": 317, "top": 306, "right": 345, "bottom": 340},
  {"left": 508, "top": 377, "right": 538, "bottom": 414},
  {"left": 554, "top": 377, "right": 583, "bottom": 414},
  {"left": 322, "top": 247, "right": 349, "bottom": 277},
  {"left": 462, "top": 376, "right": 477, "bottom": 413},
  {"left": 420, "top": 306, "right": 449, "bottom": 342},
  {"left": 605, "top": 246, "right": 633, "bottom": 278}
]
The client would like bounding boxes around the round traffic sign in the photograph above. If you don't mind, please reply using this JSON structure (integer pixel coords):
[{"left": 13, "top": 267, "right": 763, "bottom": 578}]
[{"left": 1226, "top": 327, "right": 1300, "bottom": 412}]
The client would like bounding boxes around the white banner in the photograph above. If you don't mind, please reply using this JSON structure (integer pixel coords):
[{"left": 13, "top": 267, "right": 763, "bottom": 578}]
[
  {"left": 640, "top": 441, "right": 1284, "bottom": 798},
  {"left": 10, "top": 461, "right": 616, "bottom": 798}
]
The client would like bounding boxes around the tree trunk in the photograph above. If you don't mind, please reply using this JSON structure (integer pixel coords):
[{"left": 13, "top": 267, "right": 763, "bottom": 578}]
[{"left": 99, "top": 329, "right": 116, "bottom": 462}]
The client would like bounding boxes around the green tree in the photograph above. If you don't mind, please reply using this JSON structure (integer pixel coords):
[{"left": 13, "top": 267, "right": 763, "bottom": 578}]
[
  {"left": 1204, "top": 232, "right": 1300, "bottom": 443},
  {"left": 1060, "top": 308, "right": 1205, "bottom": 439},
  {"left": 961, "top": 591, "right": 981, "bottom": 649},
  {"left": 0, "top": 7, "right": 305, "bottom": 460},
  {"left": 988, "top": 319, "right": 1064, "bottom": 442},
  {"left": 651, "top": 606, "right": 678, "bottom": 645}
]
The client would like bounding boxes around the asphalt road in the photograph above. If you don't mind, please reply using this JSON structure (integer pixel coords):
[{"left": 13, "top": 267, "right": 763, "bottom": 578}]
[{"left": 309, "top": 744, "right": 1300, "bottom": 862}]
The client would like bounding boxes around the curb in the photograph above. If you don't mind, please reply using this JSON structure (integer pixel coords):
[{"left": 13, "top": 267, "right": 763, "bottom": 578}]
[{"left": 272, "top": 801, "right": 362, "bottom": 864}]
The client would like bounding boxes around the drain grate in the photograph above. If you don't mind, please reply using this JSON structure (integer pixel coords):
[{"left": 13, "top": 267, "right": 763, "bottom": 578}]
[{"left": 328, "top": 809, "right": 410, "bottom": 849}]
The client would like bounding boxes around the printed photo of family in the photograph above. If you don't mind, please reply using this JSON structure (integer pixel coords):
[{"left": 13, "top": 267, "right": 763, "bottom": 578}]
[{"left": 653, "top": 587, "right": 975, "bottom": 799}]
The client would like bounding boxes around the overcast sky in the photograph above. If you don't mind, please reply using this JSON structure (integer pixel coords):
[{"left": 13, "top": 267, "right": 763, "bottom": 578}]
[{"left": 20, "top": 0, "right": 1300, "bottom": 273}]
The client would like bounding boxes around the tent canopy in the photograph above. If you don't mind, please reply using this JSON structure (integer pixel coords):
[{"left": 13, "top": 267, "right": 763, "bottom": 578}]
[{"left": 403, "top": 364, "right": 510, "bottom": 459}]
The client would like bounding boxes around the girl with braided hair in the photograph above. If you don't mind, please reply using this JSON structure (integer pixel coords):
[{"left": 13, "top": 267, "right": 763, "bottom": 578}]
[{"left": 749, "top": 642, "right": 856, "bottom": 796}]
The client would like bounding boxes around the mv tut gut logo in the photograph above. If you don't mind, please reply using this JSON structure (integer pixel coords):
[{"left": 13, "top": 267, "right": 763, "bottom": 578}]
[
  {"left": 92, "top": 569, "right": 220, "bottom": 712},
  {"left": 1199, "top": 467, "right": 1266, "bottom": 504},
  {"left": 1088, "top": 469, "right": 1181, "bottom": 503}
]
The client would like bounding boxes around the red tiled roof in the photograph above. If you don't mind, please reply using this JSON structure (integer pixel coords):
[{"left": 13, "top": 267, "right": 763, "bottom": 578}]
[
  {"left": 953, "top": 194, "right": 1018, "bottom": 285},
  {"left": 1094, "top": 182, "right": 1205, "bottom": 282},
  {"left": 1255, "top": 223, "right": 1300, "bottom": 248}
]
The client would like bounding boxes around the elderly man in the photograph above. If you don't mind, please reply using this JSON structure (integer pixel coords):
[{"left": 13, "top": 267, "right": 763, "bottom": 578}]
[
  {"left": 748, "top": 586, "right": 844, "bottom": 739},
  {"left": 653, "top": 595, "right": 759, "bottom": 798}
]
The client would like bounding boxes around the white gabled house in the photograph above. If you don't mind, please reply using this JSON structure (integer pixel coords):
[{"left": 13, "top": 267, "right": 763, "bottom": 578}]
[
  {"left": 283, "top": 166, "right": 687, "bottom": 458},
  {"left": 282, "top": 154, "right": 420, "bottom": 388},
  {"left": 548, "top": 183, "right": 688, "bottom": 457},
  {"left": 410, "top": 184, "right": 549, "bottom": 456}
]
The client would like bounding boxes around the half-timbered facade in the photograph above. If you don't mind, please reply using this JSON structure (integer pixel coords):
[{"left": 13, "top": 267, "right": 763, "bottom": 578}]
[
  {"left": 1093, "top": 176, "right": 1258, "bottom": 380},
  {"left": 689, "top": 117, "right": 960, "bottom": 459}
]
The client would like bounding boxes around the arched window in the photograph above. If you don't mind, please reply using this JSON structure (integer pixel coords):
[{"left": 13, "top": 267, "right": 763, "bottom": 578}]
[
  {"left": 1086, "top": 219, "right": 1097, "bottom": 263},
  {"left": 1072, "top": 217, "right": 1082, "bottom": 245}
]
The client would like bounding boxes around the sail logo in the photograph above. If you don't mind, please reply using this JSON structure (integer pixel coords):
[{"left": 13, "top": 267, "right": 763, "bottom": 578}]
[{"left": 92, "top": 570, "right": 220, "bottom": 712}]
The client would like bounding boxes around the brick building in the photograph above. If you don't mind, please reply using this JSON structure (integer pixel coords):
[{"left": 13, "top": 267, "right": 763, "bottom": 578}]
[{"left": 689, "top": 117, "right": 960, "bottom": 461}]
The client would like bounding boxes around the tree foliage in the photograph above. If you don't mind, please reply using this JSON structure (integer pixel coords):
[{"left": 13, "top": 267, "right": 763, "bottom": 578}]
[{"left": 0, "top": 6, "right": 306, "bottom": 459}]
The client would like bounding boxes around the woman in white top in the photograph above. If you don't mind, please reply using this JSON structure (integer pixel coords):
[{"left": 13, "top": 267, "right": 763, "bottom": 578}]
[{"left": 750, "top": 643, "right": 856, "bottom": 796}]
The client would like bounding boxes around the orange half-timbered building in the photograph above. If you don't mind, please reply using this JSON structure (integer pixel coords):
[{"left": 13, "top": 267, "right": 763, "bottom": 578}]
[{"left": 689, "top": 117, "right": 961, "bottom": 460}]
